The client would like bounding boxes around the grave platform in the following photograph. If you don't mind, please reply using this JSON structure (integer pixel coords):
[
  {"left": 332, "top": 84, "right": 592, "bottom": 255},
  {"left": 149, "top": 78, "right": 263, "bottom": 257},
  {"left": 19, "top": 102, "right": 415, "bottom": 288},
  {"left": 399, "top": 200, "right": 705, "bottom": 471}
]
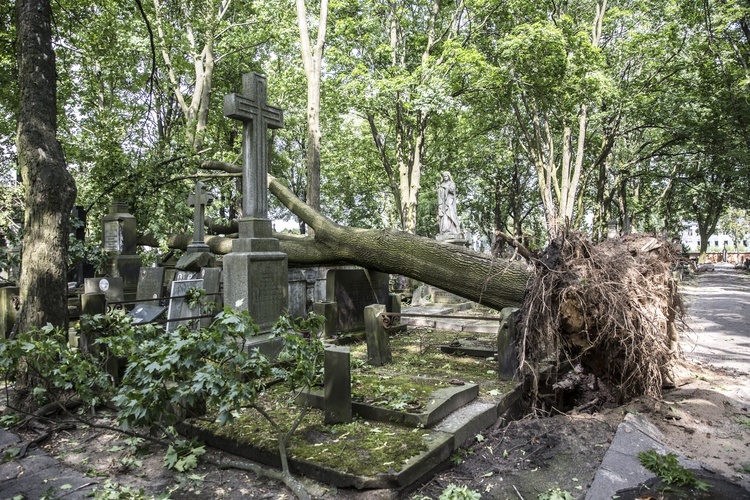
[
  {"left": 178, "top": 325, "right": 525, "bottom": 492},
  {"left": 401, "top": 304, "right": 502, "bottom": 334}
]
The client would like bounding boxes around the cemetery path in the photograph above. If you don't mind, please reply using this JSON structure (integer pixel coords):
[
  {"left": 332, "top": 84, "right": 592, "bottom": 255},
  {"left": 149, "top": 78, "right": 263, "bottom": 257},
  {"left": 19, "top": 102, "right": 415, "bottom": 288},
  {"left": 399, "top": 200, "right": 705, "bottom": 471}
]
[
  {"left": 680, "top": 264, "right": 750, "bottom": 376},
  {"left": 1, "top": 268, "right": 749, "bottom": 500}
]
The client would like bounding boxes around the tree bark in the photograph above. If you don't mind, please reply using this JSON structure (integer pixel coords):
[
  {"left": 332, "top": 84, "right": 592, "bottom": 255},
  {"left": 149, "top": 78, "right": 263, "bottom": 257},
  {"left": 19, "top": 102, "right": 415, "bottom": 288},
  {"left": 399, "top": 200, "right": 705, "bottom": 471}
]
[
  {"left": 296, "top": 0, "right": 328, "bottom": 216},
  {"left": 173, "top": 172, "right": 531, "bottom": 310},
  {"left": 15, "top": 0, "right": 77, "bottom": 406}
]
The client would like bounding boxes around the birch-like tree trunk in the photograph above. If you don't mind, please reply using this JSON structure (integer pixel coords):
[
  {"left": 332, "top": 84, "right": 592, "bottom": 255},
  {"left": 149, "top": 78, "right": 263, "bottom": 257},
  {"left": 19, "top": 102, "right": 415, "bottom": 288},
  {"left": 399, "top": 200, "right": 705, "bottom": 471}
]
[
  {"left": 295, "top": 0, "right": 328, "bottom": 214},
  {"left": 153, "top": 0, "right": 231, "bottom": 151}
]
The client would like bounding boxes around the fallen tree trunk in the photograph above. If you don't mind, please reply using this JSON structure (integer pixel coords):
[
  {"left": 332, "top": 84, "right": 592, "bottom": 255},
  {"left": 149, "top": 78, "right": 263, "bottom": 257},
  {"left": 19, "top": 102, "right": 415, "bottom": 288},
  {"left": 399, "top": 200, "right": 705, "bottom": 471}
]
[{"left": 165, "top": 174, "right": 531, "bottom": 311}]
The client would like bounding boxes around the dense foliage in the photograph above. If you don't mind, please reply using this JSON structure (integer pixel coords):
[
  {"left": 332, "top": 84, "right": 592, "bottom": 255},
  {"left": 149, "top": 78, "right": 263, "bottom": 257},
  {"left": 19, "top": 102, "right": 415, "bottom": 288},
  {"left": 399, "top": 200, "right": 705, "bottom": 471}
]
[{"left": 1, "top": 0, "right": 748, "bottom": 250}]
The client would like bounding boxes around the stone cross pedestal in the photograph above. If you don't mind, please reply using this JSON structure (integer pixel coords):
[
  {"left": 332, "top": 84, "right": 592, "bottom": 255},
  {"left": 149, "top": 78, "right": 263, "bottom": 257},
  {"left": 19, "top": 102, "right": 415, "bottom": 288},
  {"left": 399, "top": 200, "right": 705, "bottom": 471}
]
[
  {"left": 187, "top": 181, "right": 213, "bottom": 254},
  {"left": 223, "top": 72, "right": 288, "bottom": 334}
]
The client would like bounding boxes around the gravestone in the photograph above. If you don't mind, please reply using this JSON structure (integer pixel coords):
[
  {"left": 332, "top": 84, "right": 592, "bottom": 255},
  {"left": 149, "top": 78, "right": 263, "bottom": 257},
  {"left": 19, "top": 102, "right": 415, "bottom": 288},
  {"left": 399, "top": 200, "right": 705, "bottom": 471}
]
[
  {"left": 101, "top": 203, "right": 142, "bottom": 298},
  {"left": 324, "top": 345, "right": 352, "bottom": 424},
  {"left": 312, "top": 301, "right": 337, "bottom": 338},
  {"left": 199, "top": 267, "right": 222, "bottom": 327},
  {"left": 84, "top": 277, "right": 124, "bottom": 302},
  {"left": 186, "top": 181, "right": 213, "bottom": 254},
  {"left": 223, "top": 72, "right": 288, "bottom": 334},
  {"left": 364, "top": 304, "right": 392, "bottom": 366},
  {"left": 69, "top": 205, "right": 94, "bottom": 286},
  {"left": 288, "top": 269, "right": 309, "bottom": 319},
  {"left": 136, "top": 267, "right": 165, "bottom": 301},
  {"left": 497, "top": 307, "right": 519, "bottom": 379},
  {"left": 326, "top": 268, "right": 389, "bottom": 334},
  {"left": 129, "top": 303, "right": 167, "bottom": 324},
  {"left": 167, "top": 279, "right": 204, "bottom": 332}
]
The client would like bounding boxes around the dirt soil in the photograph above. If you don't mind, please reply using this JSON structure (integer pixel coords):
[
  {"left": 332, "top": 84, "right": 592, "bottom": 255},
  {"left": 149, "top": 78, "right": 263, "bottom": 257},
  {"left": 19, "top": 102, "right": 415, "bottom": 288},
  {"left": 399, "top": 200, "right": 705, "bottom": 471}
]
[{"left": 6, "top": 267, "right": 750, "bottom": 499}]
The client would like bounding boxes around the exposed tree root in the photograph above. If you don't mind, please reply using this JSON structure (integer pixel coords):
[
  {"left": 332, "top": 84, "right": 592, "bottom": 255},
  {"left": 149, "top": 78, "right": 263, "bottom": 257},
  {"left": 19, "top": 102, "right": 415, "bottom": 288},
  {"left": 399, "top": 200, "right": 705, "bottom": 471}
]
[
  {"left": 520, "top": 231, "right": 683, "bottom": 404},
  {"left": 202, "top": 454, "right": 326, "bottom": 500}
]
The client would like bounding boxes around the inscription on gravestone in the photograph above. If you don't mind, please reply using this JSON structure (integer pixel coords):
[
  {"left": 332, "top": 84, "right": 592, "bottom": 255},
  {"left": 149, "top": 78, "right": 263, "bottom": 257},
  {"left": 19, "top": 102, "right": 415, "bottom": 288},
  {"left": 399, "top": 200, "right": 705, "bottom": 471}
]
[
  {"left": 167, "top": 279, "right": 204, "bottom": 332},
  {"left": 103, "top": 221, "right": 122, "bottom": 252}
]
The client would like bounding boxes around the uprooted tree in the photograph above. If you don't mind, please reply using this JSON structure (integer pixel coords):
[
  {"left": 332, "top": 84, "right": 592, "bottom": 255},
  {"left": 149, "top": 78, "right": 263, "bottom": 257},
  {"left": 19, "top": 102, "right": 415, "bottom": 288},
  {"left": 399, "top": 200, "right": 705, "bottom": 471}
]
[
  {"left": 167, "top": 170, "right": 683, "bottom": 402},
  {"left": 165, "top": 172, "right": 532, "bottom": 312}
]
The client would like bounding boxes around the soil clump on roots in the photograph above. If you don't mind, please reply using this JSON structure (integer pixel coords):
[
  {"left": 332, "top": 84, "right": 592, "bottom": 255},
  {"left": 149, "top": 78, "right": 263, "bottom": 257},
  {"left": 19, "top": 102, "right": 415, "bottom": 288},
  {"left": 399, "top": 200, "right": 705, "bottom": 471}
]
[{"left": 520, "top": 231, "right": 683, "bottom": 407}]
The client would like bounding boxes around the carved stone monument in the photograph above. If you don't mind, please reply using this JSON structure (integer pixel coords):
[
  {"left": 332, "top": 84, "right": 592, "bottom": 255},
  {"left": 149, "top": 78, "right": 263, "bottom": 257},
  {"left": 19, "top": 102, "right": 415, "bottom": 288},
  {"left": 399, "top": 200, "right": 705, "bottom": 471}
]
[
  {"left": 101, "top": 202, "right": 142, "bottom": 298},
  {"left": 436, "top": 171, "right": 465, "bottom": 244},
  {"left": 186, "top": 181, "right": 214, "bottom": 254},
  {"left": 222, "top": 72, "right": 288, "bottom": 334}
]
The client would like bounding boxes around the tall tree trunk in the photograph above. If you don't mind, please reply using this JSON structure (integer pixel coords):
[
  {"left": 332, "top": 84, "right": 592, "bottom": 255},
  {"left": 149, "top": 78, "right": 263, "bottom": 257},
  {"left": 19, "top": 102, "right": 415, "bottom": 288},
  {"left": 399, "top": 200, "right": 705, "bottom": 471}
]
[
  {"left": 15, "top": 0, "right": 77, "bottom": 406},
  {"left": 296, "top": 0, "right": 328, "bottom": 216}
]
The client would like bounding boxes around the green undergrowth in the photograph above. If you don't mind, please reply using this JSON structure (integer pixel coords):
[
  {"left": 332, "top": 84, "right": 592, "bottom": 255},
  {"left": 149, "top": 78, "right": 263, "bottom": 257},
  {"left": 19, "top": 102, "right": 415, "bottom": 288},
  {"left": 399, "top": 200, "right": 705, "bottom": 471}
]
[{"left": 198, "top": 386, "right": 433, "bottom": 475}]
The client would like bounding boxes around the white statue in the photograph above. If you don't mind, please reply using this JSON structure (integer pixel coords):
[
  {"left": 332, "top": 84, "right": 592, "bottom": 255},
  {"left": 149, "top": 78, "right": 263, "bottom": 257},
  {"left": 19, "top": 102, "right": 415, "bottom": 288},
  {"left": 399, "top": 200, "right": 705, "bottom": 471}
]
[{"left": 438, "top": 171, "right": 460, "bottom": 236}]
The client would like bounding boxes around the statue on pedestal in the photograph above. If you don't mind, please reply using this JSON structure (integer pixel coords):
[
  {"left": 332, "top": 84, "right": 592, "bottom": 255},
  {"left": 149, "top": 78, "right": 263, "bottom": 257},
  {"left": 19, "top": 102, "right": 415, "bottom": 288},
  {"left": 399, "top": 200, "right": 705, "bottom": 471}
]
[{"left": 438, "top": 171, "right": 460, "bottom": 237}]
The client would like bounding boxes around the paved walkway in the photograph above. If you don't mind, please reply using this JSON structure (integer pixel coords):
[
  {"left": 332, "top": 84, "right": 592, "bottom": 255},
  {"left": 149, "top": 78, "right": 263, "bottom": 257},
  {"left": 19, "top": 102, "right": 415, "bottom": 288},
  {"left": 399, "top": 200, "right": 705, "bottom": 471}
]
[
  {"left": 0, "top": 429, "right": 98, "bottom": 499},
  {"left": 680, "top": 264, "right": 750, "bottom": 376}
]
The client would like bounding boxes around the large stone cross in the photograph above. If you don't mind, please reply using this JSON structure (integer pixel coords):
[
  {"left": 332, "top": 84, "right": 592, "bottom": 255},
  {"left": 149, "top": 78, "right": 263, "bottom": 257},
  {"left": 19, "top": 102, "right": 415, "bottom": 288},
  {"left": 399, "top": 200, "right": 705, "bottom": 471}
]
[
  {"left": 224, "top": 72, "right": 284, "bottom": 221},
  {"left": 187, "top": 181, "right": 213, "bottom": 252}
]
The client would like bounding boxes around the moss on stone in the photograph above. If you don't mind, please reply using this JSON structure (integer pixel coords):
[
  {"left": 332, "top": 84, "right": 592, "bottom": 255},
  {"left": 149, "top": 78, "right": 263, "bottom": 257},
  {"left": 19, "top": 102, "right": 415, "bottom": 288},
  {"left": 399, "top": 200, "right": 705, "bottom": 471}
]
[{"left": 201, "top": 400, "right": 431, "bottom": 476}]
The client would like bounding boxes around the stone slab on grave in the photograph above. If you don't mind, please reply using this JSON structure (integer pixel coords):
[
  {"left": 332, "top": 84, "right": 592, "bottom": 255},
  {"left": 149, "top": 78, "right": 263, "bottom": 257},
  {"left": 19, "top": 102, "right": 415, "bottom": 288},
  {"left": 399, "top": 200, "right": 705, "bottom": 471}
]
[
  {"left": 431, "top": 288, "right": 465, "bottom": 304},
  {"left": 300, "top": 382, "right": 479, "bottom": 428},
  {"left": 440, "top": 341, "right": 496, "bottom": 358},
  {"left": 401, "top": 305, "right": 455, "bottom": 328},
  {"left": 326, "top": 268, "right": 389, "bottom": 333},
  {"left": 84, "top": 277, "right": 124, "bottom": 302},
  {"left": 433, "top": 400, "right": 498, "bottom": 449},
  {"left": 136, "top": 267, "right": 165, "bottom": 301},
  {"left": 432, "top": 316, "right": 472, "bottom": 331},
  {"left": 179, "top": 419, "right": 453, "bottom": 490},
  {"left": 167, "top": 279, "right": 204, "bottom": 332},
  {"left": 461, "top": 319, "right": 502, "bottom": 334},
  {"left": 129, "top": 304, "right": 167, "bottom": 324}
]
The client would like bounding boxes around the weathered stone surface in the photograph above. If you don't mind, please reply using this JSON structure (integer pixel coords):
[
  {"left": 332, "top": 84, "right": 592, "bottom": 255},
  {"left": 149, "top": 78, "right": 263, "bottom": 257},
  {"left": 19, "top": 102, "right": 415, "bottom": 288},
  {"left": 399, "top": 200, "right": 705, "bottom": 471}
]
[
  {"left": 175, "top": 251, "right": 216, "bottom": 272},
  {"left": 167, "top": 279, "right": 204, "bottom": 332},
  {"left": 224, "top": 250, "right": 287, "bottom": 334},
  {"left": 364, "top": 304, "right": 391, "bottom": 366},
  {"left": 497, "top": 307, "right": 519, "bottom": 379},
  {"left": 136, "top": 267, "right": 165, "bottom": 301},
  {"left": 84, "top": 277, "right": 124, "bottom": 302},
  {"left": 324, "top": 346, "right": 352, "bottom": 424},
  {"left": 327, "top": 268, "right": 389, "bottom": 333}
]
